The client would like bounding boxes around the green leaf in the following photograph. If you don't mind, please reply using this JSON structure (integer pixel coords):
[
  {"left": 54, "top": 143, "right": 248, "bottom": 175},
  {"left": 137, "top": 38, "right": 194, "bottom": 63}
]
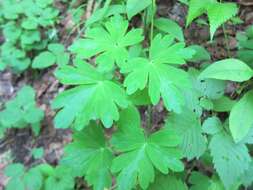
[
  {"left": 202, "top": 116, "right": 222, "bottom": 135},
  {"left": 129, "top": 89, "right": 151, "bottom": 106},
  {"left": 48, "top": 43, "right": 69, "bottom": 66},
  {"left": 32, "top": 147, "right": 44, "bottom": 159},
  {"left": 189, "top": 172, "right": 211, "bottom": 190},
  {"left": 241, "top": 161, "right": 253, "bottom": 187},
  {"left": 209, "top": 131, "right": 251, "bottom": 189},
  {"left": 207, "top": 2, "right": 238, "bottom": 40},
  {"left": 212, "top": 96, "right": 236, "bottom": 112},
  {"left": 199, "top": 97, "right": 213, "bottom": 110},
  {"left": 186, "top": 0, "right": 238, "bottom": 40},
  {"left": 154, "top": 18, "right": 184, "bottom": 42},
  {"left": 148, "top": 174, "right": 187, "bottom": 190},
  {"left": 188, "top": 45, "right": 211, "bottom": 62},
  {"left": 242, "top": 127, "right": 253, "bottom": 144},
  {"left": 0, "top": 86, "right": 44, "bottom": 135},
  {"left": 4, "top": 164, "right": 24, "bottom": 177},
  {"left": 199, "top": 59, "right": 253, "bottom": 82},
  {"left": 36, "top": 0, "right": 54, "bottom": 8},
  {"left": 6, "top": 178, "right": 25, "bottom": 190},
  {"left": 21, "top": 17, "right": 38, "bottom": 30},
  {"left": 44, "top": 166, "right": 75, "bottom": 190},
  {"left": 48, "top": 43, "right": 65, "bottom": 54},
  {"left": 69, "top": 15, "right": 143, "bottom": 71},
  {"left": 188, "top": 68, "right": 226, "bottom": 104},
  {"left": 61, "top": 124, "right": 113, "bottom": 190},
  {"left": 32, "top": 51, "right": 56, "bottom": 69},
  {"left": 52, "top": 62, "right": 128, "bottom": 129},
  {"left": 111, "top": 106, "right": 183, "bottom": 190},
  {"left": 23, "top": 167, "right": 43, "bottom": 190},
  {"left": 229, "top": 90, "right": 253, "bottom": 142},
  {"left": 126, "top": 0, "right": 152, "bottom": 19},
  {"left": 166, "top": 108, "right": 206, "bottom": 160},
  {"left": 189, "top": 172, "right": 225, "bottom": 190},
  {"left": 186, "top": 0, "right": 209, "bottom": 26},
  {"left": 123, "top": 34, "right": 193, "bottom": 113}
]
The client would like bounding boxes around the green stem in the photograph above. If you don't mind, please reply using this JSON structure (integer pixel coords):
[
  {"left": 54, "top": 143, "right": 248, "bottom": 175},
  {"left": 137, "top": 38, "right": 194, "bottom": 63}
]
[
  {"left": 150, "top": 0, "right": 156, "bottom": 43},
  {"left": 222, "top": 24, "right": 231, "bottom": 58},
  {"left": 147, "top": 106, "right": 152, "bottom": 131}
]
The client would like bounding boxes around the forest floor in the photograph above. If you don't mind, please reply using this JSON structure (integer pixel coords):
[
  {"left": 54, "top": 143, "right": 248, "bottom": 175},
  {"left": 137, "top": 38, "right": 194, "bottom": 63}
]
[{"left": 0, "top": 0, "right": 253, "bottom": 189}]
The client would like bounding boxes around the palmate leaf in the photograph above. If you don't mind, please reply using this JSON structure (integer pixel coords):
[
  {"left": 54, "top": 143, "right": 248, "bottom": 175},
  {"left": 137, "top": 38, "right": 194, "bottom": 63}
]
[
  {"left": 52, "top": 61, "right": 128, "bottom": 129},
  {"left": 165, "top": 108, "right": 206, "bottom": 160},
  {"left": 61, "top": 124, "right": 113, "bottom": 190},
  {"left": 111, "top": 106, "right": 184, "bottom": 190},
  {"left": 69, "top": 15, "right": 144, "bottom": 71},
  {"left": 123, "top": 34, "right": 194, "bottom": 113}
]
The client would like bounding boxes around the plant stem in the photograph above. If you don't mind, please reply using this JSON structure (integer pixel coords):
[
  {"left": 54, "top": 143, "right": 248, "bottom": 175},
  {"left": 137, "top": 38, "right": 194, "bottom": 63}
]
[
  {"left": 222, "top": 24, "right": 231, "bottom": 58},
  {"left": 147, "top": 106, "right": 152, "bottom": 131},
  {"left": 150, "top": 0, "right": 156, "bottom": 43}
]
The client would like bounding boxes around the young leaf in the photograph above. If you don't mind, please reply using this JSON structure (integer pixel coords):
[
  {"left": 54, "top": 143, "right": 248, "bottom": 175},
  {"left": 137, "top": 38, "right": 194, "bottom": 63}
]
[
  {"left": 186, "top": 0, "right": 209, "bottom": 26},
  {"left": 209, "top": 131, "right": 251, "bottom": 189},
  {"left": 0, "top": 86, "right": 44, "bottom": 135},
  {"left": 32, "top": 51, "right": 56, "bottom": 69},
  {"left": 4, "top": 164, "right": 24, "bottom": 178},
  {"left": 202, "top": 116, "right": 222, "bottom": 135},
  {"left": 44, "top": 166, "right": 75, "bottom": 190},
  {"left": 199, "top": 59, "right": 253, "bottom": 82},
  {"left": 123, "top": 34, "right": 193, "bottom": 113},
  {"left": 154, "top": 18, "right": 184, "bottom": 42},
  {"left": 69, "top": 15, "right": 143, "bottom": 71},
  {"left": 61, "top": 124, "right": 113, "bottom": 190},
  {"left": 207, "top": 2, "right": 238, "bottom": 40},
  {"left": 111, "top": 106, "right": 184, "bottom": 190},
  {"left": 52, "top": 62, "right": 128, "bottom": 129},
  {"left": 126, "top": 0, "right": 152, "bottom": 19},
  {"left": 188, "top": 45, "right": 211, "bottom": 62},
  {"left": 5, "top": 164, "right": 43, "bottom": 190},
  {"left": 229, "top": 90, "right": 253, "bottom": 142},
  {"left": 186, "top": 0, "right": 238, "bottom": 40},
  {"left": 166, "top": 108, "right": 206, "bottom": 160}
]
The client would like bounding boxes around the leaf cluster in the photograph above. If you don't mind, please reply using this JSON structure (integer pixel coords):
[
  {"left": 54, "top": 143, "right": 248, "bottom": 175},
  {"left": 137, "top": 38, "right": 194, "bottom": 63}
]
[
  {"left": 0, "top": 0, "right": 59, "bottom": 72},
  {"left": 0, "top": 86, "right": 44, "bottom": 137}
]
